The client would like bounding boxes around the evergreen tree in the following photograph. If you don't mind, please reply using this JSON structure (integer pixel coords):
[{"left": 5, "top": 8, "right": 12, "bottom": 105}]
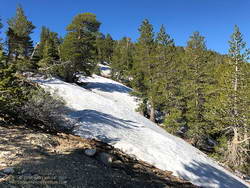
[
  {"left": 96, "top": 33, "right": 114, "bottom": 64},
  {"left": 60, "top": 13, "right": 101, "bottom": 82},
  {"left": 104, "top": 34, "right": 114, "bottom": 62},
  {"left": 37, "top": 26, "right": 50, "bottom": 59},
  {"left": 184, "top": 31, "right": 211, "bottom": 144},
  {"left": 96, "top": 33, "right": 106, "bottom": 63},
  {"left": 210, "top": 26, "right": 250, "bottom": 169},
  {"left": 37, "top": 28, "right": 61, "bottom": 69},
  {"left": 7, "top": 5, "right": 35, "bottom": 60},
  {"left": 0, "top": 52, "right": 27, "bottom": 118},
  {"left": 111, "top": 37, "right": 134, "bottom": 82},
  {"left": 153, "top": 25, "right": 179, "bottom": 124},
  {"left": 155, "top": 24, "right": 175, "bottom": 104},
  {"left": 132, "top": 19, "right": 157, "bottom": 120}
]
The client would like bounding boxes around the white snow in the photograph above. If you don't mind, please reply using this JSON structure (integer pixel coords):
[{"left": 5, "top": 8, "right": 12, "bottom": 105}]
[
  {"left": 33, "top": 75, "right": 249, "bottom": 188},
  {"left": 98, "top": 63, "right": 111, "bottom": 77}
]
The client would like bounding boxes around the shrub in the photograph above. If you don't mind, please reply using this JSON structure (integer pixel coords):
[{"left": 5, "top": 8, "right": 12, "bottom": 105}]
[{"left": 21, "top": 88, "right": 72, "bottom": 133}]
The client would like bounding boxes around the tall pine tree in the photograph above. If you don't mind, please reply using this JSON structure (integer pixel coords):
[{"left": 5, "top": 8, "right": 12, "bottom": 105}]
[
  {"left": 184, "top": 32, "right": 211, "bottom": 145},
  {"left": 215, "top": 26, "right": 250, "bottom": 169},
  {"left": 7, "top": 5, "right": 35, "bottom": 60},
  {"left": 132, "top": 19, "right": 157, "bottom": 120},
  {"left": 60, "top": 13, "right": 101, "bottom": 82}
]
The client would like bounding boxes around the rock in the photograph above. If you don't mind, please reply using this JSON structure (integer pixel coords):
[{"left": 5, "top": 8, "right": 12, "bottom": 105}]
[
  {"left": 84, "top": 148, "right": 97, "bottom": 157},
  {"left": 3, "top": 167, "right": 15, "bottom": 174},
  {"left": 113, "top": 160, "right": 122, "bottom": 165},
  {"left": 112, "top": 160, "right": 123, "bottom": 167},
  {"left": 97, "top": 152, "right": 114, "bottom": 166}
]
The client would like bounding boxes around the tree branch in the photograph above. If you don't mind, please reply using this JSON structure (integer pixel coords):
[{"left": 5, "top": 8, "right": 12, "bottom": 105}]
[{"left": 235, "top": 137, "right": 250, "bottom": 144}]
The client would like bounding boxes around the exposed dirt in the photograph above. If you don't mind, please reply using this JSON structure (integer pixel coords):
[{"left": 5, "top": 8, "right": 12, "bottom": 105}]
[{"left": 0, "top": 124, "right": 198, "bottom": 188}]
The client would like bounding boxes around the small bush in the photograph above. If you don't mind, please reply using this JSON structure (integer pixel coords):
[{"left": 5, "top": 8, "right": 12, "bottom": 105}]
[{"left": 21, "top": 88, "right": 72, "bottom": 133}]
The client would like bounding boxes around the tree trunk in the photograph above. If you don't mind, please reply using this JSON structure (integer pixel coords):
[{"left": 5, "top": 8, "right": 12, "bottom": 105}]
[
  {"left": 234, "top": 61, "right": 238, "bottom": 116},
  {"left": 149, "top": 101, "right": 155, "bottom": 122},
  {"left": 65, "top": 70, "right": 73, "bottom": 83},
  {"left": 227, "top": 127, "right": 240, "bottom": 166}
]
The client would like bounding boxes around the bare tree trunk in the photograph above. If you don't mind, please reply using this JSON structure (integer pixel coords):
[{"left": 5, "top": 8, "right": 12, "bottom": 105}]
[
  {"left": 234, "top": 62, "right": 238, "bottom": 117},
  {"left": 149, "top": 101, "right": 155, "bottom": 122},
  {"left": 227, "top": 127, "right": 240, "bottom": 166},
  {"left": 30, "top": 43, "right": 39, "bottom": 60}
]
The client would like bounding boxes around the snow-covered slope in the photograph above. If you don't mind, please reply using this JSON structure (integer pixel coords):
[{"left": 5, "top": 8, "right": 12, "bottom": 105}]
[{"left": 34, "top": 75, "right": 249, "bottom": 188}]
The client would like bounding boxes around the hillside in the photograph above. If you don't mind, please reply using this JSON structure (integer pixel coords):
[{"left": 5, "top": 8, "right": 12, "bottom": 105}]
[
  {"left": 0, "top": 124, "right": 196, "bottom": 188},
  {"left": 31, "top": 74, "right": 249, "bottom": 188}
]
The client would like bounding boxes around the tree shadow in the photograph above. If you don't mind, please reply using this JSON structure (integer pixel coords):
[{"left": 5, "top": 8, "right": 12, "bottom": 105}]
[
  {"left": 0, "top": 148, "right": 196, "bottom": 188},
  {"left": 99, "top": 66, "right": 111, "bottom": 71},
  {"left": 68, "top": 109, "right": 137, "bottom": 129},
  {"left": 176, "top": 160, "right": 248, "bottom": 188},
  {"left": 85, "top": 82, "right": 132, "bottom": 93},
  {"left": 0, "top": 126, "right": 56, "bottom": 155},
  {"left": 66, "top": 109, "right": 140, "bottom": 144}
]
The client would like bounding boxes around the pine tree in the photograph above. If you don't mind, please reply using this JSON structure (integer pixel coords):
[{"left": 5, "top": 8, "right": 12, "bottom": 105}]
[
  {"left": 104, "top": 34, "right": 114, "bottom": 62},
  {"left": 7, "top": 5, "right": 35, "bottom": 60},
  {"left": 155, "top": 26, "right": 189, "bottom": 133},
  {"left": 37, "top": 26, "right": 50, "bottom": 59},
  {"left": 96, "top": 33, "right": 106, "bottom": 63},
  {"left": 155, "top": 24, "right": 175, "bottom": 104},
  {"left": 0, "top": 50, "right": 27, "bottom": 118},
  {"left": 37, "top": 28, "right": 61, "bottom": 69},
  {"left": 132, "top": 19, "right": 157, "bottom": 120},
  {"left": 153, "top": 25, "right": 178, "bottom": 124},
  {"left": 214, "top": 25, "right": 250, "bottom": 169},
  {"left": 184, "top": 31, "right": 211, "bottom": 144},
  {"left": 96, "top": 33, "right": 114, "bottom": 64},
  {"left": 111, "top": 37, "right": 134, "bottom": 82},
  {"left": 60, "top": 13, "right": 101, "bottom": 82}
]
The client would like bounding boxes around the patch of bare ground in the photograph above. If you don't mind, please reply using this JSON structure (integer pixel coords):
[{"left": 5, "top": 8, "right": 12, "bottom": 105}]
[{"left": 0, "top": 123, "right": 198, "bottom": 188}]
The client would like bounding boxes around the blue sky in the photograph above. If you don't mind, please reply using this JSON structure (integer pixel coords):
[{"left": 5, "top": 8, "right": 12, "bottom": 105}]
[{"left": 0, "top": 0, "right": 250, "bottom": 54}]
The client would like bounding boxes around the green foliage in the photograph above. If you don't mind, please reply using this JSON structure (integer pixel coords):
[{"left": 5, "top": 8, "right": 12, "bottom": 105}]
[
  {"left": 37, "top": 27, "right": 61, "bottom": 69},
  {"left": 131, "top": 19, "right": 156, "bottom": 118},
  {"left": 96, "top": 33, "right": 114, "bottom": 63},
  {"left": 111, "top": 37, "right": 134, "bottom": 82},
  {"left": 184, "top": 32, "right": 211, "bottom": 141},
  {"left": 60, "top": 13, "right": 101, "bottom": 82},
  {"left": 21, "top": 88, "right": 71, "bottom": 133},
  {"left": 66, "top": 13, "right": 100, "bottom": 33},
  {"left": 164, "top": 108, "right": 183, "bottom": 134},
  {"left": 7, "top": 5, "right": 35, "bottom": 60},
  {"left": 0, "top": 61, "right": 29, "bottom": 118}
]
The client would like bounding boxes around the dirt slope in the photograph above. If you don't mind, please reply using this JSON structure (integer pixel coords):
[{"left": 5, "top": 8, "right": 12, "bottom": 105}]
[{"left": 0, "top": 124, "right": 197, "bottom": 188}]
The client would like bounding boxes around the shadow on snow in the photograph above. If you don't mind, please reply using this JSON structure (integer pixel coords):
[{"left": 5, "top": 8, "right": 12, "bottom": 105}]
[
  {"left": 177, "top": 160, "right": 248, "bottom": 188},
  {"left": 85, "top": 82, "right": 132, "bottom": 93}
]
